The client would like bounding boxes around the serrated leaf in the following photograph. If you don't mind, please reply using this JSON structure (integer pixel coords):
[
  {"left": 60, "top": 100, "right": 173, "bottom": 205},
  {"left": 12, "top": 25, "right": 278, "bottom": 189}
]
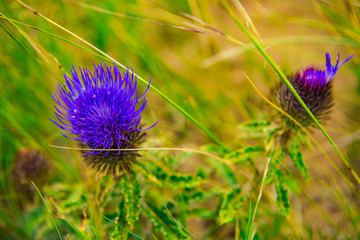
[
  {"left": 207, "top": 158, "right": 238, "bottom": 188},
  {"left": 225, "top": 146, "right": 265, "bottom": 163},
  {"left": 275, "top": 173, "right": 291, "bottom": 217},
  {"left": 188, "top": 188, "right": 221, "bottom": 203},
  {"left": 288, "top": 135, "right": 309, "bottom": 180},
  {"left": 186, "top": 208, "right": 215, "bottom": 219},
  {"left": 237, "top": 120, "right": 273, "bottom": 139},
  {"left": 202, "top": 144, "right": 231, "bottom": 156},
  {"left": 168, "top": 174, "right": 203, "bottom": 188},
  {"left": 176, "top": 188, "right": 222, "bottom": 209},
  {"left": 123, "top": 174, "right": 141, "bottom": 226},
  {"left": 110, "top": 173, "right": 142, "bottom": 240},
  {"left": 141, "top": 162, "right": 203, "bottom": 189},
  {"left": 218, "top": 188, "right": 246, "bottom": 224}
]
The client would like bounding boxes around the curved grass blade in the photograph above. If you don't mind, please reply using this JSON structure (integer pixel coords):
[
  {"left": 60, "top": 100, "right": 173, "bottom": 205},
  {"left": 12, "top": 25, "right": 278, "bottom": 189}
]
[
  {"left": 246, "top": 152, "right": 275, "bottom": 240},
  {"left": 73, "top": 1, "right": 205, "bottom": 34},
  {"left": 231, "top": 0, "right": 262, "bottom": 41},
  {"left": 164, "top": 204, "right": 198, "bottom": 239},
  {"left": 343, "top": 0, "right": 360, "bottom": 26},
  {"left": 0, "top": 22, "right": 39, "bottom": 62},
  {"left": 0, "top": 12, "right": 61, "bottom": 68},
  {"left": 48, "top": 145, "right": 232, "bottom": 167},
  {"left": 31, "top": 181, "right": 62, "bottom": 240},
  {"left": 202, "top": 35, "right": 360, "bottom": 68},
  {"left": 0, "top": 14, "right": 109, "bottom": 66},
  {"left": 145, "top": 0, "right": 244, "bottom": 45}
]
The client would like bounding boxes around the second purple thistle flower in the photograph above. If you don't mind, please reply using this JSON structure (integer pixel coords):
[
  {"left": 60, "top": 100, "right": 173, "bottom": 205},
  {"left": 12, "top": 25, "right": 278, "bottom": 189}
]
[
  {"left": 272, "top": 52, "right": 353, "bottom": 127},
  {"left": 51, "top": 63, "right": 157, "bottom": 174}
]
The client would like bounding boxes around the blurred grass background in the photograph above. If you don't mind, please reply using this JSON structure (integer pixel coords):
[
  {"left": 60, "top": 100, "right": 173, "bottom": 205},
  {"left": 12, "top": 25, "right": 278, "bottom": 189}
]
[{"left": 1, "top": 0, "right": 360, "bottom": 239}]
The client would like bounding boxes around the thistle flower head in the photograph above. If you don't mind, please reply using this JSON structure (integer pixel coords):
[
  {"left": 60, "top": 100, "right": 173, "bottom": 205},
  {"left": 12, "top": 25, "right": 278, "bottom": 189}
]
[
  {"left": 296, "top": 53, "right": 354, "bottom": 90},
  {"left": 272, "top": 52, "right": 353, "bottom": 129},
  {"left": 51, "top": 63, "right": 157, "bottom": 173}
]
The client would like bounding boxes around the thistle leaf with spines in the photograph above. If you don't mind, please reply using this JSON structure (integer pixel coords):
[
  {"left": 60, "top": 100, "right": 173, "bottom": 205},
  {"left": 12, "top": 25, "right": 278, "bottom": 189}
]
[
  {"left": 225, "top": 146, "right": 266, "bottom": 163},
  {"left": 288, "top": 134, "right": 309, "bottom": 181},
  {"left": 110, "top": 173, "right": 142, "bottom": 240},
  {"left": 275, "top": 172, "right": 291, "bottom": 217},
  {"left": 140, "top": 160, "right": 204, "bottom": 189},
  {"left": 218, "top": 188, "right": 248, "bottom": 225}
]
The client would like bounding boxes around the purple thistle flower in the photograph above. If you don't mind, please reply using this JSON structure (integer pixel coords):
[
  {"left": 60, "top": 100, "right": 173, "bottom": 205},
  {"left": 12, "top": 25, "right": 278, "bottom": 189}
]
[
  {"left": 297, "top": 53, "right": 354, "bottom": 90},
  {"left": 51, "top": 63, "right": 157, "bottom": 173},
  {"left": 272, "top": 52, "right": 353, "bottom": 129}
]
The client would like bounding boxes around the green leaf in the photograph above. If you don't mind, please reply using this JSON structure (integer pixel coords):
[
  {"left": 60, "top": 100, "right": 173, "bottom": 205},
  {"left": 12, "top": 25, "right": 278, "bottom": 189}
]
[
  {"left": 274, "top": 173, "right": 291, "bottom": 217},
  {"left": 237, "top": 120, "right": 273, "bottom": 139},
  {"left": 186, "top": 208, "right": 215, "bottom": 219},
  {"left": 207, "top": 158, "right": 238, "bottom": 188},
  {"left": 218, "top": 188, "right": 246, "bottom": 224},
  {"left": 111, "top": 173, "right": 142, "bottom": 240},
  {"left": 143, "top": 203, "right": 190, "bottom": 239},
  {"left": 288, "top": 135, "right": 309, "bottom": 181},
  {"left": 225, "top": 146, "right": 265, "bottom": 163},
  {"left": 182, "top": 188, "right": 221, "bottom": 204},
  {"left": 265, "top": 128, "right": 281, "bottom": 151},
  {"left": 141, "top": 161, "right": 203, "bottom": 189},
  {"left": 123, "top": 174, "right": 142, "bottom": 227}
]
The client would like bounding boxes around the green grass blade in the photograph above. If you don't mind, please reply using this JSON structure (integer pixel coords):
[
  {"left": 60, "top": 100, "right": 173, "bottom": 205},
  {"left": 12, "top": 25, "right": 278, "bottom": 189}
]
[
  {"left": 245, "top": 195, "right": 253, "bottom": 240},
  {"left": 31, "top": 181, "right": 62, "bottom": 240},
  {"left": 0, "top": 14, "right": 108, "bottom": 70},
  {"left": 246, "top": 152, "right": 274, "bottom": 240},
  {"left": 202, "top": 35, "right": 360, "bottom": 68},
  {"left": 0, "top": 22, "right": 38, "bottom": 62},
  {"left": 74, "top": 1, "right": 205, "bottom": 34}
]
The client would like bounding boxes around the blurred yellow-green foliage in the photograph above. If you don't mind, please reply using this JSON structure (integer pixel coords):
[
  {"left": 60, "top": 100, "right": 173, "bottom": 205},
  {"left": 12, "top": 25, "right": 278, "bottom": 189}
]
[{"left": 1, "top": 0, "right": 360, "bottom": 239}]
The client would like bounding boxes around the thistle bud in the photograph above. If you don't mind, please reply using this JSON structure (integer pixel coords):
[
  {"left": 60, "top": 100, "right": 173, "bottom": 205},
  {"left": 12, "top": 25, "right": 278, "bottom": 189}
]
[{"left": 11, "top": 148, "right": 49, "bottom": 200}]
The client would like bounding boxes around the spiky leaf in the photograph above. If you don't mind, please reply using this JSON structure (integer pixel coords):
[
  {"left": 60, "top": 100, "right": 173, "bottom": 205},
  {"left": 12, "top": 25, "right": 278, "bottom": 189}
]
[
  {"left": 288, "top": 135, "right": 309, "bottom": 180},
  {"left": 275, "top": 173, "right": 291, "bottom": 217}
]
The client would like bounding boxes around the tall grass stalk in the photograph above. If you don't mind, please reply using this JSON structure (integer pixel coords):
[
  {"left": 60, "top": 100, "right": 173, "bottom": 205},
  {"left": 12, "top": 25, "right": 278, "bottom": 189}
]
[{"left": 246, "top": 153, "right": 273, "bottom": 240}]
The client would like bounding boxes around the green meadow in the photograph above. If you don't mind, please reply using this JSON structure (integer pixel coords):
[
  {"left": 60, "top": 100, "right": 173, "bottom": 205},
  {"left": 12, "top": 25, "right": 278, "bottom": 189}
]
[{"left": 1, "top": 0, "right": 359, "bottom": 239}]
